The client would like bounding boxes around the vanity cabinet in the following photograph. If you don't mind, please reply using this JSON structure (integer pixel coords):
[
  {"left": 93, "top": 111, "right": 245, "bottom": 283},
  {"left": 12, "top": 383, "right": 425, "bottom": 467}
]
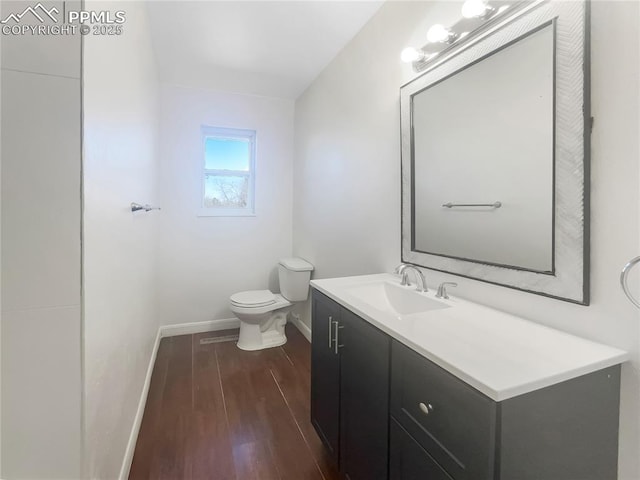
[
  {"left": 390, "top": 341, "right": 621, "bottom": 480},
  {"left": 311, "top": 288, "right": 623, "bottom": 480},
  {"left": 310, "top": 290, "right": 390, "bottom": 480},
  {"left": 310, "top": 290, "right": 342, "bottom": 460}
]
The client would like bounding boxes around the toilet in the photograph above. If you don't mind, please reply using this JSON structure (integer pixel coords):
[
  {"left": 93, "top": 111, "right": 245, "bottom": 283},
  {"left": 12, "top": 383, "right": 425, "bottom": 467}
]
[{"left": 230, "top": 257, "right": 314, "bottom": 351}]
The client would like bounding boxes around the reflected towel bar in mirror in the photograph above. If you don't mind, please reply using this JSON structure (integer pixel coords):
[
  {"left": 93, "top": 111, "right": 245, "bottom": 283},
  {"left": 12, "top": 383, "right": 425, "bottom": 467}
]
[{"left": 442, "top": 201, "right": 502, "bottom": 209}]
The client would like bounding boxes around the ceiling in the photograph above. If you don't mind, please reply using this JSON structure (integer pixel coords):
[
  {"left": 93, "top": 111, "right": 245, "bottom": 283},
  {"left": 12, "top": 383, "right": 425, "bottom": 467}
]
[{"left": 147, "top": 1, "right": 384, "bottom": 99}]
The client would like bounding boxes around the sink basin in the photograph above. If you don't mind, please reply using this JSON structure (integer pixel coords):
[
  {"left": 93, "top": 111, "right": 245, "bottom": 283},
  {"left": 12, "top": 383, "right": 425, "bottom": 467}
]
[{"left": 344, "top": 281, "right": 449, "bottom": 316}]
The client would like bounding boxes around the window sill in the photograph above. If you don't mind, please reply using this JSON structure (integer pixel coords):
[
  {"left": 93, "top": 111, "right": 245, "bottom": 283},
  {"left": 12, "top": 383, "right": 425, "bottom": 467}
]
[{"left": 197, "top": 208, "right": 256, "bottom": 217}]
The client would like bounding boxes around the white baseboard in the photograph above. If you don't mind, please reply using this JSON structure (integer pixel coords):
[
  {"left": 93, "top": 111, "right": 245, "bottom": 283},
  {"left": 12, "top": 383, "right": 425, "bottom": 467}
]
[
  {"left": 290, "top": 314, "right": 312, "bottom": 343},
  {"left": 118, "top": 328, "right": 162, "bottom": 480},
  {"left": 118, "top": 317, "right": 241, "bottom": 480},
  {"left": 159, "top": 317, "right": 240, "bottom": 338}
]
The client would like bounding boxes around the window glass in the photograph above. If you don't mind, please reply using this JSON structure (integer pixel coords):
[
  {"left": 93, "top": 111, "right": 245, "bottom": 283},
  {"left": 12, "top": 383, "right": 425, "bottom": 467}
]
[
  {"left": 200, "top": 126, "right": 256, "bottom": 216},
  {"left": 204, "top": 137, "right": 250, "bottom": 171},
  {"left": 204, "top": 174, "right": 249, "bottom": 209}
]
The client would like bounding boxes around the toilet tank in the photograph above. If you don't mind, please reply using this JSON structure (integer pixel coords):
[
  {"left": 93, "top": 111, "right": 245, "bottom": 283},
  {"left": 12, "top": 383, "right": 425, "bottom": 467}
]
[{"left": 278, "top": 257, "right": 314, "bottom": 302}]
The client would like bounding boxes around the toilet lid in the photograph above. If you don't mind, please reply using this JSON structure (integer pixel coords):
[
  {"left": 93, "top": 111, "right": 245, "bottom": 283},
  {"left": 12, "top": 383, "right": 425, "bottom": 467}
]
[{"left": 230, "top": 290, "right": 276, "bottom": 307}]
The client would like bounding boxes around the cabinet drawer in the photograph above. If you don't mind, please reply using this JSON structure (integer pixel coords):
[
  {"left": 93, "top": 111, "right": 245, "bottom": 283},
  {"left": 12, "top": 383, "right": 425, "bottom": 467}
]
[
  {"left": 390, "top": 418, "right": 453, "bottom": 480},
  {"left": 391, "top": 341, "right": 496, "bottom": 480}
]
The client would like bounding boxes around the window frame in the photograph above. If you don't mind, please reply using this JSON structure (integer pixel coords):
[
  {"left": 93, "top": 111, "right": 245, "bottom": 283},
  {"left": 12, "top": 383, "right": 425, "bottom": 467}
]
[{"left": 198, "top": 126, "right": 257, "bottom": 217}]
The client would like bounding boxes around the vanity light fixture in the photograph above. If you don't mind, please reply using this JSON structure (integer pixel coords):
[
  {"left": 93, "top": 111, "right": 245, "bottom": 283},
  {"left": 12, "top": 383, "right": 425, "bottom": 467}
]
[
  {"left": 401, "top": 47, "right": 438, "bottom": 64},
  {"left": 461, "top": 0, "right": 496, "bottom": 19},
  {"left": 426, "top": 24, "right": 459, "bottom": 44},
  {"left": 400, "top": 47, "right": 426, "bottom": 63},
  {"left": 400, "top": 1, "right": 517, "bottom": 72}
]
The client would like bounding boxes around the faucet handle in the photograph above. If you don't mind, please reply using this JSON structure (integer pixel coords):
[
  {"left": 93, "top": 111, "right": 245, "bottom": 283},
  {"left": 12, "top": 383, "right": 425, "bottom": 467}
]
[{"left": 436, "top": 282, "right": 458, "bottom": 299}]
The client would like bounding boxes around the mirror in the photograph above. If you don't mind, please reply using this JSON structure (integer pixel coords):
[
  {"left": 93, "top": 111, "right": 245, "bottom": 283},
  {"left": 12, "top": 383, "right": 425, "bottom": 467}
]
[
  {"left": 401, "top": 0, "right": 589, "bottom": 304},
  {"left": 413, "top": 23, "right": 554, "bottom": 272}
]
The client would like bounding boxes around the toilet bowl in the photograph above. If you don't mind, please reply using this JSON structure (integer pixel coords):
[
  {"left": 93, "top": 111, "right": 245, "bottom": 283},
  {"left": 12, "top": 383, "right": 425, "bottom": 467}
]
[{"left": 230, "top": 258, "right": 314, "bottom": 351}]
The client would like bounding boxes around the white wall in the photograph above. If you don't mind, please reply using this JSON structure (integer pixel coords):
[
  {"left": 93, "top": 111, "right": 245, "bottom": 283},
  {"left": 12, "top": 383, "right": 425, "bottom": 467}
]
[
  {"left": 82, "top": 2, "right": 160, "bottom": 479},
  {"left": 293, "top": 1, "right": 640, "bottom": 479},
  {"left": 157, "top": 85, "right": 294, "bottom": 325},
  {"left": 0, "top": 1, "right": 82, "bottom": 478}
]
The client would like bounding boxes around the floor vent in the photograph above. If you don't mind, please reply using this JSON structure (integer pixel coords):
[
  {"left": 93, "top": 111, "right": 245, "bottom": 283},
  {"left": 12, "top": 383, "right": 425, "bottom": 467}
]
[{"left": 199, "top": 334, "right": 239, "bottom": 345}]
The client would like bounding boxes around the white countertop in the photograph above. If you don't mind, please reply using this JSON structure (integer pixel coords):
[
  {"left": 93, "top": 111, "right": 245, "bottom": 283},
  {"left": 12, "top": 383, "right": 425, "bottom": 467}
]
[{"left": 311, "top": 273, "right": 629, "bottom": 401}]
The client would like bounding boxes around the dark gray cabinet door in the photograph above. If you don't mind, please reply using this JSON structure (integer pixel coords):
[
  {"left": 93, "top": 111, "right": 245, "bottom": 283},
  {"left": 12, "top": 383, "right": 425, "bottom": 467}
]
[
  {"left": 310, "top": 290, "right": 341, "bottom": 464},
  {"left": 390, "top": 419, "right": 453, "bottom": 480},
  {"left": 340, "top": 308, "right": 390, "bottom": 480}
]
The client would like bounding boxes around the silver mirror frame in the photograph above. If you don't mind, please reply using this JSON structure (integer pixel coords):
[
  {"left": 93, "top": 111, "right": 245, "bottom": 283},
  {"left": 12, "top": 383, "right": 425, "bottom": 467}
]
[{"left": 401, "top": 0, "right": 590, "bottom": 305}]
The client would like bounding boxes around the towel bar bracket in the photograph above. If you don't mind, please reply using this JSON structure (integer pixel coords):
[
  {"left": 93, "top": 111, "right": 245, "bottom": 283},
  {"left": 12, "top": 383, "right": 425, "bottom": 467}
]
[{"left": 130, "top": 202, "right": 161, "bottom": 213}]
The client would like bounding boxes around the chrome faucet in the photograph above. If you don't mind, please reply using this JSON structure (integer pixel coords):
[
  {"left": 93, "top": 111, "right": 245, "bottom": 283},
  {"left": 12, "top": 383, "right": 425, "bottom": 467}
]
[
  {"left": 394, "top": 263, "right": 411, "bottom": 285},
  {"left": 435, "top": 282, "right": 458, "bottom": 299},
  {"left": 394, "top": 264, "right": 427, "bottom": 292}
]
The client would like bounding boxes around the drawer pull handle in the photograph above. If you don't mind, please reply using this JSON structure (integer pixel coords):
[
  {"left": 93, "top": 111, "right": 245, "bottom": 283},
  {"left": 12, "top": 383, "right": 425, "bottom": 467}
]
[
  {"left": 419, "top": 402, "right": 434, "bottom": 415},
  {"left": 328, "top": 316, "right": 333, "bottom": 349}
]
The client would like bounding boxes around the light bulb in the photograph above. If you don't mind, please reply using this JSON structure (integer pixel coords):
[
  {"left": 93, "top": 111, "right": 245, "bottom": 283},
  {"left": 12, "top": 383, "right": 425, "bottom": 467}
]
[
  {"left": 401, "top": 47, "right": 425, "bottom": 63},
  {"left": 461, "top": 0, "right": 495, "bottom": 19},
  {"left": 427, "top": 24, "right": 457, "bottom": 44}
]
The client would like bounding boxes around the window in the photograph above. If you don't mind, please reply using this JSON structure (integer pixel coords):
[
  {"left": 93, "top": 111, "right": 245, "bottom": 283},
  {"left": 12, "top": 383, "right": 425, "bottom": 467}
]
[{"left": 200, "top": 126, "right": 256, "bottom": 216}]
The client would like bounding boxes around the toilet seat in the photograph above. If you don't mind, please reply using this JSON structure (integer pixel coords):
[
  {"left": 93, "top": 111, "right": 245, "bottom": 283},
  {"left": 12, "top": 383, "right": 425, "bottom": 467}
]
[
  {"left": 230, "top": 290, "right": 276, "bottom": 308},
  {"left": 230, "top": 294, "right": 291, "bottom": 316}
]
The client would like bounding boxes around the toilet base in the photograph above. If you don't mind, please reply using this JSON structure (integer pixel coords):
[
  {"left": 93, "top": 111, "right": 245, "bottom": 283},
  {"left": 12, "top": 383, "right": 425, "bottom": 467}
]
[{"left": 236, "top": 312, "right": 288, "bottom": 351}]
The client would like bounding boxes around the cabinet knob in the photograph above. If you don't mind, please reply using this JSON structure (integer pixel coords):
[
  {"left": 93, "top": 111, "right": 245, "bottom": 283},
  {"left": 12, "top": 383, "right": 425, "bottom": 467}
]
[{"left": 419, "top": 402, "right": 434, "bottom": 415}]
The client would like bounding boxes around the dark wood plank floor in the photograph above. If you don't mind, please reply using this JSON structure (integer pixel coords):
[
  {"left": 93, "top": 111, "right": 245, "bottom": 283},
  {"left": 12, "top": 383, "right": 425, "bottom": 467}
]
[{"left": 129, "top": 324, "right": 340, "bottom": 480}]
